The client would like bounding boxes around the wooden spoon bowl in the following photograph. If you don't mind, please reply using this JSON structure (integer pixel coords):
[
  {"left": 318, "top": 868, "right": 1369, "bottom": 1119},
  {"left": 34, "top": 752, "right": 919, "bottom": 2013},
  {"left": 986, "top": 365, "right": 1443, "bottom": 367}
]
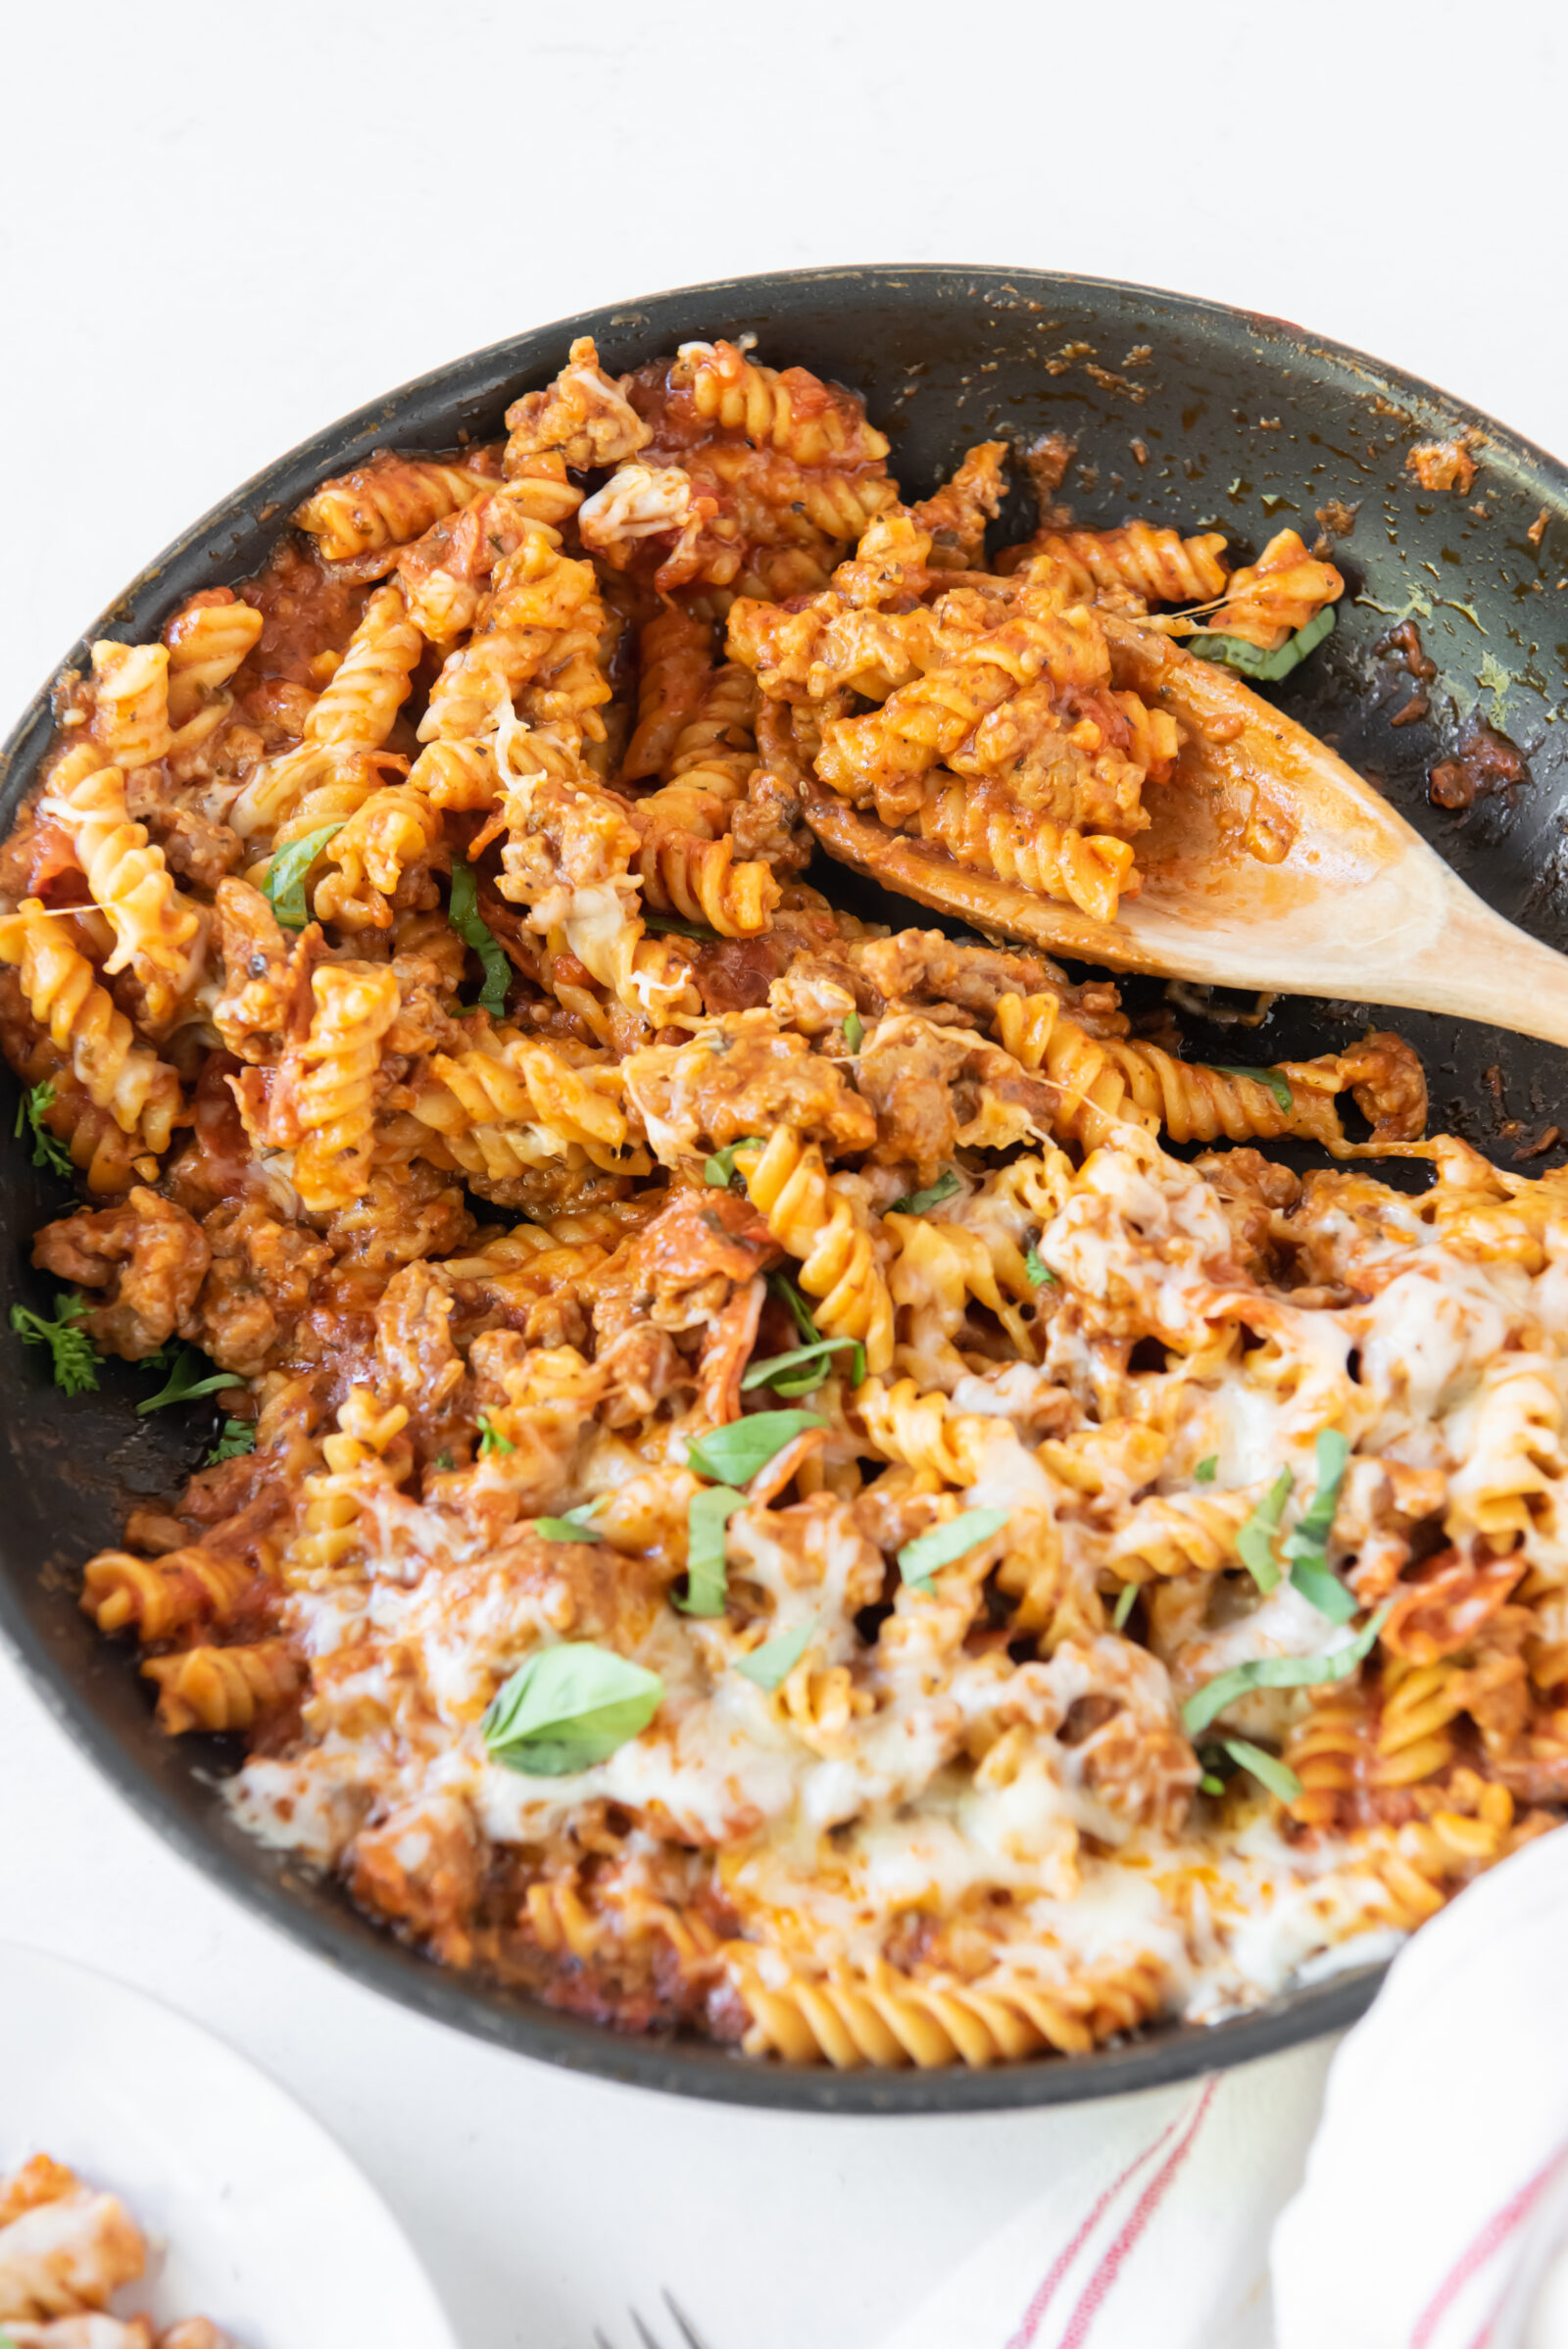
[{"left": 808, "top": 614, "right": 1568, "bottom": 1049}]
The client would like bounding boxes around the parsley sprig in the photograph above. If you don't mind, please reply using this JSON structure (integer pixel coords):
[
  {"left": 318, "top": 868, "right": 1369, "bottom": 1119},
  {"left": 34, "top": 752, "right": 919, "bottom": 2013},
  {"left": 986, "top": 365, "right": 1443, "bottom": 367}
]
[
  {"left": 206, "top": 1418, "right": 256, "bottom": 1465},
  {"left": 12, "top": 1294, "right": 99, "bottom": 1395},
  {"left": 14, "top": 1081, "right": 72, "bottom": 1176}
]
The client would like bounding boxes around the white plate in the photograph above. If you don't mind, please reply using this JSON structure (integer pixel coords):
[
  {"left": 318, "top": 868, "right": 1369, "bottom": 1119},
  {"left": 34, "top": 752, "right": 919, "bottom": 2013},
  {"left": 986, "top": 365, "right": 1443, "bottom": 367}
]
[{"left": 0, "top": 1941, "right": 458, "bottom": 2349}]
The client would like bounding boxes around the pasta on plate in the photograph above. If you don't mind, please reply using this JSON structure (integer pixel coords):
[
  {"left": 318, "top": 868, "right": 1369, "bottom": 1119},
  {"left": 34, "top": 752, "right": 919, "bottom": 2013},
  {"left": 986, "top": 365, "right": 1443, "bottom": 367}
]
[
  {"left": 0, "top": 2149, "right": 234, "bottom": 2345},
  {"left": 3, "top": 330, "right": 1563, "bottom": 2070}
]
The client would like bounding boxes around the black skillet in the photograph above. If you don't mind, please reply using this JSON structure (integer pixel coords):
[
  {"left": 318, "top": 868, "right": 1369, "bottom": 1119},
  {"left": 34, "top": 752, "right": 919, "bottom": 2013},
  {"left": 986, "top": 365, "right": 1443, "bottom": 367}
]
[{"left": 1, "top": 266, "right": 1563, "bottom": 2112}]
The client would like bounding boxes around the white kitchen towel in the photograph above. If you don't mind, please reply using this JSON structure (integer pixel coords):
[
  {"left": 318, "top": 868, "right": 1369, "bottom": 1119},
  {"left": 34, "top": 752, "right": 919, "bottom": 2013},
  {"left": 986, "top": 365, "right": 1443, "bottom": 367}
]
[
  {"left": 873, "top": 2037, "right": 1334, "bottom": 2349},
  {"left": 1273, "top": 1824, "right": 1568, "bottom": 2349},
  {"left": 876, "top": 1822, "right": 1568, "bottom": 2349}
]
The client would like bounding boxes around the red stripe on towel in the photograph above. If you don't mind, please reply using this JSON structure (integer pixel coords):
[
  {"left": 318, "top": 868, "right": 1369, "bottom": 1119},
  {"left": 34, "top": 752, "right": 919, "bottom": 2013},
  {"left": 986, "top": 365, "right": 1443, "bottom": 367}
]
[
  {"left": 1002, "top": 2109, "right": 1187, "bottom": 2349},
  {"left": 1054, "top": 2078, "right": 1218, "bottom": 2348},
  {"left": 1412, "top": 2137, "right": 1568, "bottom": 2349}
]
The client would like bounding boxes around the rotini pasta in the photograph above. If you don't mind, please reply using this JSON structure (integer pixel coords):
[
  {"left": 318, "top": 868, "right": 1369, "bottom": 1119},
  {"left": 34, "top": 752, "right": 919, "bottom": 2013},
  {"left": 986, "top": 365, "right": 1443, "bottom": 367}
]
[{"left": 6, "top": 321, "right": 1557, "bottom": 2080}]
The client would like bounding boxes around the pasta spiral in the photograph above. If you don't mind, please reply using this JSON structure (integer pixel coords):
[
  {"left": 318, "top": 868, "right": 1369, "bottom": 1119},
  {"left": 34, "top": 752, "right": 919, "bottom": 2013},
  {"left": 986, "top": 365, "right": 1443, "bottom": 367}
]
[
  {"left": 728, "top": 1952, "right": 1167, "bottom": 2067},
  {"left": 163, "top": 591, "right": 265, "bottom": 727},
  {"left": 141, "top": 1638, "right": 301, "bottom": 1735},
  {"left": 0, "top": 901, "right": 180, "bottom": 1151},
  {"left": 737, "top": 1130, "right": 894, "bottom": 1373},
  {"left": 621, "top": 609, "right": 712, "bottom": 783},
  {"left": 911, "top": 775, "right": 1136, "bottom": 925},
  {"left": 1033, "top": 524, "right": 1229, "bottom": 606},
  {"left": 292, "top": 453, "right": 500, "bottom": 561},
  {"left": 89, "top": 640, "right": 172, "bottom": 769},
  {"left": 40, "top": 760, "right": 204, "bottom": 1024},
  {"left": 81, "top": 1547, "right": 257, "bottom": 1641},
  {"left": 671, "top": 339, "right": 890, "bottom": 467},
  {"left": 292, "top": 962, "right": 400, "bottom": 1211},
  {"left": 310, "top": 783, "right": 445, "bottom": 931}
]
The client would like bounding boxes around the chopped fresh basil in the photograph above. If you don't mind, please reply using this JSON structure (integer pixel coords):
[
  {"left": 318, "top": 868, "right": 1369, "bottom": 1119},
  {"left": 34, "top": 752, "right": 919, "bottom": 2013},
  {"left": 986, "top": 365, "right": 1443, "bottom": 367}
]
[
  {"left": 769, "top": 1272, "right": 819, "bottom": 1346},
  {"left": 685, "top": 1409, "right": 827, "bottom": 1487},
  {"left": 1181, "top": 1602, "right": 1393, "bottom": 1737},
  {"left": 705, "top": 1136, "right": 765, "bottom": 1189},
  {"left": 136, "top": 1345, "right": 232, "bottom": 1415},
  {"left": 741, "top": 1335, "right": 865, "bottom": 1397},
  {"left": 898, "top": 1507, "right": 1009, "bottom": 1591},
  {"left": 842, "top": 1010, "right": 864, "bottom": 1053},
  {"left": 14, "top": 1080, "right": 72, "bottom": 1177},
  {"left": 12, "top": 1294, "right": 99, "bottom": 1395},
  {"left": 1195, "top": 1454, "right": 1219, "bottom": 1484},
  {"left": 735, "top": 1620, "right": 814, "bottom": 1689},
  {"left": 448, "top": 851, "right": 512, "bottom": 1017},
  {"left": 205, "top": 1417, "right": 256, "bottom": 1465},
  {"left": 532, "top": 1504, "right": 604, "bottom": 1541},
  {"left": 1112, "top": 1582, "right": 1139, "bottom": 1631},
  {"left": 1207, "top": 1064, "right": 1294, "bottom": 1113},
  {"left": 1237, "top": 1466, "right": 1293, "bottom": 1591},
  {"left": 476, "top": 1412, "right": 515, "bottom": 1458},
  {"left": 643, "top": 909, "right": 717, "bottom": 941},
  {"left": 1219, "top": 1737, "right": 1302, "bottom": 1803},
  {"left": 262, "top": 820, "right": 345, "bottom": 929},
  {"left": 1024, "top": 1243, "right": 1056, "bottom": 1288},
  {"left": 1187, "top": 605, "right": 1336, "bottom": 682},
  {"left": 483, "top": 1642, "right": 663, "bottom": 1776},
  {"left": 678, "top": 1486, "right": 745, "bottom": 1615},
  {"left": 1284, "top": 1430, "right": 1355, "bottom": 1621},
  {"left": 889, "top": 1168, "right": 961, "bottom": 1216},
  {"left": 1199, "top": 1771, "right": 1226, "bottom": 1797},
  {"left": 433, "top": 1449, "right": 455, "bottom": 1472}
]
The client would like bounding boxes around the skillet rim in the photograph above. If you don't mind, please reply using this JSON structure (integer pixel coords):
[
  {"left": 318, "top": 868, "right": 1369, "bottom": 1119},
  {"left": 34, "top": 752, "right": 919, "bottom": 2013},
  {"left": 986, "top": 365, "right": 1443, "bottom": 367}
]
[{"left": 0, "top": 260, "right": 1558, "bottom": 2112}]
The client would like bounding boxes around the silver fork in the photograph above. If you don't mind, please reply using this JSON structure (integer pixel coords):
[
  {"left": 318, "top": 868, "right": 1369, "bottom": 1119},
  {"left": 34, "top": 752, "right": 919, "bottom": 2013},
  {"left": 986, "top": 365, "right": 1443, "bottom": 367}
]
[{"left": 592, "top": 2287, "right": 714, "bottom": 2349}]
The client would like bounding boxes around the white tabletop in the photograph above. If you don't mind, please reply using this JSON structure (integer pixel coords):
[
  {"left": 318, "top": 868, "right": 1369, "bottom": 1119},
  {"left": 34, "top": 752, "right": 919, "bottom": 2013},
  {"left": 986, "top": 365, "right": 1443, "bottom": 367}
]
[{"left": 3, "top": 6, "right": 1566, "bottom": 2344}]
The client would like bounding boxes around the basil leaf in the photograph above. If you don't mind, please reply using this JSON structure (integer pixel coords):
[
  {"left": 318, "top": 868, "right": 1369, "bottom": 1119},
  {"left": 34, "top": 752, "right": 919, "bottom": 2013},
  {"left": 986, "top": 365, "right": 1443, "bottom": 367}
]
[
  {"left": 1207, "top": 1065, "right": 1294, "bottom": 1113},
  {"left": 434, "top": 1449, "right": 455, "bottom": 1472},
  {"left": 769, "top": 1272, "right": 820, "bottom": 1346},
  {"left": 1187, "top": 605, "right": 1336, "bottom": 681},
  {"left": 483, "top": 1642, "right": 663, "bottom": 1776},
  {"left": 477, "top": 1412, "right": 515, "bottom": 1457},
  {"left": 262, "top": 821, "right": 345, "bottom": 929},
  {"left": 705, "top": 1136, "right": 765, "bottom": 1189},
  {"left": 735, "top": 1620, "right": 814, "bottom": 1690},
  {"left": 1286, "top": 1557, "right": 1359, "bottom": 1624},
  {"left": 843, "top": 1009, "right": 863, "bottom": 1052},
  {"left": 898, "top": 1506, "right": 1009, "bottom": 1590},
  {"left": 889, "top": 1168, "right": 961, "bottom": 1216},
  {"left": 1285, "top": 1429, "right": 1349, "bottom": 1556},
  {"left": 1219, "top": 1737, "right": 1303, "bottom": 1803},
  {"left": 448, "top": 851, "right": 512, "bottom": 1017},
  {"left": 1195, "top": 1454, "right": 1219, "bottom": 1484},
  {"left": 741, "top": 1335, "right": 865, "bottom": 1396},
  {"left": 678, "top": 1486, "right": 745, "bottom": 1615},
  {"left": 644, "top": 908, "right": 717, "bottom": 941},
  {"left": 1023, "top": 1242, "right": 1057, "bottom": 1289},
  {"left": 533, "top": 1506, "right": 603, "bottom": 1541},
  {"left": 1236, "top": 1466, "right": 1293, "bottom": 1591},
  {"left": 136, "top": 1345, "right": 233, "bottom": 1414},
  {"left": 1181, "top": 1602, "right": 1393, "bottom": 1738},
  {"left": 1112, "top": 1582, "right": 1139, "bottom": 1631},
  {"left": 1283, "top": 1430, "right": 1354, "bottom": 1619},
  {"left": 685, "top": 1409, "right": 826, "bottom": 1487},
  {"left": 1199, "top": 1771, "right": 1226, "bottom": 1796}
]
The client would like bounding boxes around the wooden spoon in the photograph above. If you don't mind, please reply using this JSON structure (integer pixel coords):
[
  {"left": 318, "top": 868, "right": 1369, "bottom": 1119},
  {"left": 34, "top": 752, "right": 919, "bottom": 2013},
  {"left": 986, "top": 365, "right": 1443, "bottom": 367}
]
[{"left": 806, "top": 614, "right": 1568, "bottom": 1050}]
